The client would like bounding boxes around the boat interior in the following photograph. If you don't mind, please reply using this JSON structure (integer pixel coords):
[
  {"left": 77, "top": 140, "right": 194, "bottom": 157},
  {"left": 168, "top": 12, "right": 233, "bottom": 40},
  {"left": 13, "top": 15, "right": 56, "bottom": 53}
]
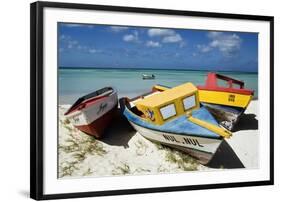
[
  {"left": 65, "top": 87, "right": 114, "bottom": 115},
  {"left": 121, "top": 90, "right": 159, "bottom": 118},
  {"left": 122, "top": 83, "right": 200, "bottom": 125}
]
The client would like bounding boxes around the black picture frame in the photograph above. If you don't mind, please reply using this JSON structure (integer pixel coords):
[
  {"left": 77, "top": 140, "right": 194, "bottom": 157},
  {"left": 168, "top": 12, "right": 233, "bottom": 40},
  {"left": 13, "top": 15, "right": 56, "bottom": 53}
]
[{"left": 30, "top": 1, "right": 274, "bottom": 200}]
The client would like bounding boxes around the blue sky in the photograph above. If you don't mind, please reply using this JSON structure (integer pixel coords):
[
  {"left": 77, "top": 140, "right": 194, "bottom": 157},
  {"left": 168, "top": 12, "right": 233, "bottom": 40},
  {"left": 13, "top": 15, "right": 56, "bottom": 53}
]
[{"left": 58, "top": 23, "right": 258, "bottom": 72}]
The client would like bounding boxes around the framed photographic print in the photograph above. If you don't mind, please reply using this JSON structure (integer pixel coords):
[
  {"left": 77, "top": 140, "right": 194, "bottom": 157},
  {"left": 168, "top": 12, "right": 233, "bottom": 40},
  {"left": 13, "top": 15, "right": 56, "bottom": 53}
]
[{"left": 30, "top": 1, "right": 274, "bottom": 200}]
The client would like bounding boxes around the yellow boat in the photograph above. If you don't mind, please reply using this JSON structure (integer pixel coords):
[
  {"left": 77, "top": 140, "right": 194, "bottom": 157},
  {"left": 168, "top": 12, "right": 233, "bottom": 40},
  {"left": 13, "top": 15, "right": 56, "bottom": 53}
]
[
  {"left": 197, "top": 73, "right": 254, "bottom": 131},
  {"left": 120, "top": 82, "right": 232, "bottom": 164}
]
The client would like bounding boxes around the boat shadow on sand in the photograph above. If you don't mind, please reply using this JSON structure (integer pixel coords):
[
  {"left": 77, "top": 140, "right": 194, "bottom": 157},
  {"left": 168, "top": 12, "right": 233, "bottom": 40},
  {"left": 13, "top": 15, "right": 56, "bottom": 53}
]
[
  {"left": 101, "top": 110, "right": 258, "bottom": 169},
  {"left": 206, "top": 140, "right": 244, "bottom": 168},
  {"left": 206, "top": 113, "right": 258, "bottom": 168},
  {"left": 232, "top": 113, "right": 258, "bottom": 132},
  {"left": 101, "top": 110, "right": 135, "bottom": 148}
]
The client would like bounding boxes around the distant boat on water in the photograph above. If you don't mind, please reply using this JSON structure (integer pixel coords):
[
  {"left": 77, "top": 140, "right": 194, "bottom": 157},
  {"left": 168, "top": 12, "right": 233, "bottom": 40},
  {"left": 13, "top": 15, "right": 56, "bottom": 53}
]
[
  {"left": 64, "top": 87, "right": 118, "bottom": 138},
  {"left": 142, "top": 74, "right": 155, "bottom": 80}
]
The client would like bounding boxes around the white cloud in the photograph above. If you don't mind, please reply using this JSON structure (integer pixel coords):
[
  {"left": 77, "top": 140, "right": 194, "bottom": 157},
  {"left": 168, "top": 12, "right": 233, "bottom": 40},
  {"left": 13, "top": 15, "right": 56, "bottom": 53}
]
[
  {"left": 59, "top": 34, "right": 69, "bottom": 40},
  {"left": 110, "top": 26, "right": 129, "bottom": 32},
  {"left": 197, "top": 44, "right": 212, "bottom": 53},
  {"left": 89, "top": 48, "right": 100, "bottom": 54},
  {"left": 123, "top": 34, "right": 135, "bottom": 42},
  {"left": 63, "top": 23, "right": 81, "bottom": 27},
  {"left": 59, "top": 34, "right": 101, "bottom": 54},
  {"left": 147, "top": 28, "right": 175, "bottom": 37},
  {"left": 59, "top": 35, "right": 79, "bottom": 49},
  {"left": 77, "top": 45, "right": 87, "bottom": 51},
  {"left": 62, "top": 23, "right": 94, "bottom": 28},
  {"left": 69, "top": 42, "right": 78, "bottom": 49},
  {"left": 212, "top": 34, "right": 241, "bottom": 54},
  {"left": 179, "top": 41, "right": 186, "bottom": 48},
  {"left": 146, "top": 40, "right": 161, "bottom": 47},
  {"left": 207, "top": 31, "right": 223, "bottom": 38},
  {"left": 162, "top": 34, "right": 182, "bottom": 43},
  {"left": 148, "top": 28, "right": 184, "bottom": 45},
  {"left": 197, "top": 31, "right": 242, "bottom": 57},
  {"left": 123, "top": 31, "right": 139, "bottom": 43},
  {"left": 86, "top": 25, "right": 95, "bottom": 28}
]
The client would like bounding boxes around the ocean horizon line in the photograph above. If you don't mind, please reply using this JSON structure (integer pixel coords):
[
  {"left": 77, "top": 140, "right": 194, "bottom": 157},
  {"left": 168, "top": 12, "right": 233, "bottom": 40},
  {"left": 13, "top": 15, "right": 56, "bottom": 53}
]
[{"left": 59, "top": 66, "right": 258, "bottom": 74}]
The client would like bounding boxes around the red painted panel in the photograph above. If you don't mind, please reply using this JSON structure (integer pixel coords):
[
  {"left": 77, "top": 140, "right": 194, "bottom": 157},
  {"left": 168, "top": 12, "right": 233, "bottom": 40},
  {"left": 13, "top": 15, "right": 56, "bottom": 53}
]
[
  {"left": 74, "top": 106, "right": 117, "bottom": 139},
  {"left": 198, "top": 72, "right": 254, "bottom": 95}
]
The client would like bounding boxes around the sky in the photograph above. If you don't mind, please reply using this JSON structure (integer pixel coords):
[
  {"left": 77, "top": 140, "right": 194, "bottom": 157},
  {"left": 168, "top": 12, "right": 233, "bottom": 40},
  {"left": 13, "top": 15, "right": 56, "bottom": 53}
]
[{"left": 58, "top": 23, "right": 258, "bottom": 72}]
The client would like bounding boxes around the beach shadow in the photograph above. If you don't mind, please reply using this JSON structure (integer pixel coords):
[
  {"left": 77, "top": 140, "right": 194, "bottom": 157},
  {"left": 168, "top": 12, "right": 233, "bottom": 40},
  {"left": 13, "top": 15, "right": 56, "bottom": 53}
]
[
  {"left": 206, "top": 140, "right": 244, "bottom": 168},
  {"left": 101, "top": 110, "right": 135, "bottom": 148},
  {"left": 233, "top": 113, "right": 258, "bottom": 132}
]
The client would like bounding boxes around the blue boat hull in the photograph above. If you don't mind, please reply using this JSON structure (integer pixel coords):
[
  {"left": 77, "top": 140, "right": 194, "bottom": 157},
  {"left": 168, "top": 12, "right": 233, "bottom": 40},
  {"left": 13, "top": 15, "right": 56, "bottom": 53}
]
[{"left": 119, "top": 98, "right": 223, "bottom": 164}]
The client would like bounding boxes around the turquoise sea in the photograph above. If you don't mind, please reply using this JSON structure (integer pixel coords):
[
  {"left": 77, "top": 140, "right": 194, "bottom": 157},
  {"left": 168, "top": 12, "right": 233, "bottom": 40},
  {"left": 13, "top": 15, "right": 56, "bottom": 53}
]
[{"left": 59, "top": 68, "right": 258, "bottom": 104}]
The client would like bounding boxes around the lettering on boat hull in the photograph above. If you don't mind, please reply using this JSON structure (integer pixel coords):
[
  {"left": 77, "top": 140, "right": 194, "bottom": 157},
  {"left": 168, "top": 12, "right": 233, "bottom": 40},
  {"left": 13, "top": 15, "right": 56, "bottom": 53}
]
[
  {"left": 162, "top": 134, "right": 204, "bottom": 147},
  {"left": 130, "top": 122, "right": 222, "bottom": 155}
]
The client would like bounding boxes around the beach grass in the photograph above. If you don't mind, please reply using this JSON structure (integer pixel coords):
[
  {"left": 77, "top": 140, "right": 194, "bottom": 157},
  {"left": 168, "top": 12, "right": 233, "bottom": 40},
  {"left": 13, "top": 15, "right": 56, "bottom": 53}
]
[
  {"left": 164, "top": 148, "right": 198, "bottom": 171},
  {"left": 112, "top": 162, "right": 131, "bottom": 175},
  {"left": 58, "top": 106, "right": 201, "bottom": 177},
  {"left": 58, "top": 112, "right": 109, "bottom": 177}
]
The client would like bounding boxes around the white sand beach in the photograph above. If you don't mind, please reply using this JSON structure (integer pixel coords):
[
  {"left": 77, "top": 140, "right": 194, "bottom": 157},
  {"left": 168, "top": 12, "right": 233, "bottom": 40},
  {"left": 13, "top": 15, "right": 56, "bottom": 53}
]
[{"left": 58, "top": 100, "right": 258, "bottom": 178}]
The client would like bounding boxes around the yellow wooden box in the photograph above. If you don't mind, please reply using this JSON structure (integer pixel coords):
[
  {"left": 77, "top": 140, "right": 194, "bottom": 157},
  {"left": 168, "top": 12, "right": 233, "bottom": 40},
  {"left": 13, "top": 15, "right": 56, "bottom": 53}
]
[{"left": 134, "top": 83, "right": 200, "bottom": 125}]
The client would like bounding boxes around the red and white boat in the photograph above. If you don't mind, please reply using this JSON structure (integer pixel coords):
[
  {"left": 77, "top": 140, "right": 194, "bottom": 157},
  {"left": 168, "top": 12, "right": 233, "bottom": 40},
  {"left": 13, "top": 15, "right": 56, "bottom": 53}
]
[{"left": 64, "top": 87, "right": 118, "bottom": 138}]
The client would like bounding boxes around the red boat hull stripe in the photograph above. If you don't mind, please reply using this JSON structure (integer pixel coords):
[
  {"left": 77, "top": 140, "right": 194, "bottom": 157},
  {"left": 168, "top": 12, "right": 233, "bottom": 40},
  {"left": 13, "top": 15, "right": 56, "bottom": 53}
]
[
  {"left": 75, "top": 106, "right": 117, "bottom": 138},
  {"left": 197, "top": 86, "right": 253, "bottom": 95}
]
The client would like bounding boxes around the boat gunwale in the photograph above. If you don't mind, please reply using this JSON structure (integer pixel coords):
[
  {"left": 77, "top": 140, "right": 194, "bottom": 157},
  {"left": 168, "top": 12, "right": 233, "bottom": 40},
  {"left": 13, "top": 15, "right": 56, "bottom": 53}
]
[
  {"left": 197, "top": 86, "right": 254, "bottom": 95},
  {"left": 64, "top": 87, "right": 117, "bottom": 116},
  {"left": 198, "top": 72, "right": 254, "bottom": 95}
]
